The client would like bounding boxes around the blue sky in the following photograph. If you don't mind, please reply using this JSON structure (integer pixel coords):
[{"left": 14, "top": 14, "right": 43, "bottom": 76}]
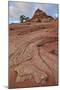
[{"left": 8, "top": 1, "right": 58, "bottom": 23}]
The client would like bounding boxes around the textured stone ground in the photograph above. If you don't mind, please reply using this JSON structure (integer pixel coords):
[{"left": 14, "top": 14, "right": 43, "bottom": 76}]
[{"left": 9, "top": 9, "right": 58, "bottom": 88}]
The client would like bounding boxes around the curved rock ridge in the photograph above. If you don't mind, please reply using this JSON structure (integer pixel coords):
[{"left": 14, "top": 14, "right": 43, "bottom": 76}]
[
  {"left": 9, "top": 9, "right": 58, "bottom": 88},
  {"left": 14, "top": 60, "right": 48, "bottom": 84}
]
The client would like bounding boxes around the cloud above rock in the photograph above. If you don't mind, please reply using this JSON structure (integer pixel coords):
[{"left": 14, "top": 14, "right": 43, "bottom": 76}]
[{"left": 8, "top": 1, "right": 58, "bottom": 23}]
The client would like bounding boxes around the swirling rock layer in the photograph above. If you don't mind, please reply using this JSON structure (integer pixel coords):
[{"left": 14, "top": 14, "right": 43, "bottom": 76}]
[{"left": 9, "top": 12, "right": 58, "bottom": 88}]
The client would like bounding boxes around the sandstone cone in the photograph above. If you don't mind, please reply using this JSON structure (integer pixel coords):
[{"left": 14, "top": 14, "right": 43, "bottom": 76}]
[{"left": 27, "top": 9, "right": 54, "bottom": 22}]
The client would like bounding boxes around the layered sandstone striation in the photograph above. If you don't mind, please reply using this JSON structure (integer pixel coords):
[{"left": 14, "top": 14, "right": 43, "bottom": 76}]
[
  {"left": 9, "top": 9, "right": 58, "bottom": 88},
  {"left": 26, "top": 9, "right": 54, "bottom": 22}
]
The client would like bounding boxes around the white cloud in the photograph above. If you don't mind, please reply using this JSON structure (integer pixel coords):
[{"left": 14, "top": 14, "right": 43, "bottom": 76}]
[
  {"left": 9, "top": 2, "right": 34, "bottom": 19},
  {"left": 9, "top": 5, "right": 17, "bottom": 19},
  {"left": 8, "top": 1, "right": 58, "bottom": 23},
  {"left": 15, "top": 2, "right": 31, "bottom": 13}
]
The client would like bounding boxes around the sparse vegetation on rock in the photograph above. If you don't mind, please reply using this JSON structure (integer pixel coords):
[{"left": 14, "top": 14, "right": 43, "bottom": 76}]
[{"left": 20, "top": 15, "right": 29, "bottom": 23}]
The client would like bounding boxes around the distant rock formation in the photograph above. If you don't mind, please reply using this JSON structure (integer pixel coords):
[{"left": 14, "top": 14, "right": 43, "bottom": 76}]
[{"left": 27, "top": 9, "right": 54, "bottom": 22}]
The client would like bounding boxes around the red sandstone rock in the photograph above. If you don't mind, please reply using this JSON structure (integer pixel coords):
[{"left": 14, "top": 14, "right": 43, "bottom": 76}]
[{"left": 9, "top": 9, "right": 58, "bottom": 88}]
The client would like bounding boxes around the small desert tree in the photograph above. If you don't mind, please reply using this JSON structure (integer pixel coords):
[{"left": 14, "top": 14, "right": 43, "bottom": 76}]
[{"left": 20, "top": 15, "right": 29, "bottom": 23}]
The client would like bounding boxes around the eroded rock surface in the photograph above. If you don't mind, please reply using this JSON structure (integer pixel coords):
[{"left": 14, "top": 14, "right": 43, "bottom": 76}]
[{"left": 9, "top": 9, "right": 58, "bottom": 88}]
